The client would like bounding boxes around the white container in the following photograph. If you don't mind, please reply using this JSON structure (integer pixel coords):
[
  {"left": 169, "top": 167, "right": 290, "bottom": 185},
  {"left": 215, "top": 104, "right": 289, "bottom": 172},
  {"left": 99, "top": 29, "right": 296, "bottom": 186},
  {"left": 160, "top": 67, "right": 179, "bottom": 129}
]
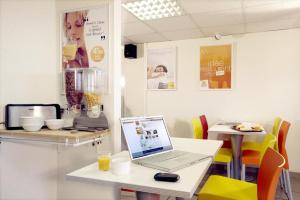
[
  {"left": 45, "top": 119, "right": 65, "bottom": 130},
  {"left": 20, "top": 116, "right": 44, "bottom": 125},
  {"left": 111, "top": 157, "right": 130, "bottom": 175},
  {"left": 22, "top": 123, "right": 43, "bottom": 132}
]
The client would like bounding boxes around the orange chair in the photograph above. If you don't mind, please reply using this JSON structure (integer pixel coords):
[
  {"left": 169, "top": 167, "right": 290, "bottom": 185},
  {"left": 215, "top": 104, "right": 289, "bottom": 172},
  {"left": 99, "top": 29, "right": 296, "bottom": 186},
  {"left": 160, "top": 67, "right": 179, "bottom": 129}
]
[
  {"left": 198, "top": 148, "right": 285, "bottom": 200},
  {"left": 278, "top": 120, "right": 293, "bottom": 200},
  {"left": 241, "top": 134, "right": 276, "bottom": 181}
]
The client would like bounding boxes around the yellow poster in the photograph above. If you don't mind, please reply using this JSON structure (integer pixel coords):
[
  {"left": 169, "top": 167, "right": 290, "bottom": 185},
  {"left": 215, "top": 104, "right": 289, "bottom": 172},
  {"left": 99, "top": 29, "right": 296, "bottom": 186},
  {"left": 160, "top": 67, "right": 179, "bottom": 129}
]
[{"left": 200, "top": 44, "right": 232, "bottom": 89}]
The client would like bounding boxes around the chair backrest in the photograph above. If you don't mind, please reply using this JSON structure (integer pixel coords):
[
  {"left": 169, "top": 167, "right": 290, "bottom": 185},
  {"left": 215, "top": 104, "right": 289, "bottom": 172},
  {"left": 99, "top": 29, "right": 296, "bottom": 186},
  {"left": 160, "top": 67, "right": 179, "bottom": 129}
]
[
  {"left": 272, "top": 117, "right": 282, "bottom": 151},
  {"left": 259, "top": 134, "right": 277, "bottom": 163},
  {"left": 200, "top": 115, "right": 208, "bottom": 139},
  {"left": 278, "top": 120, "right": 291, "bottom": 169},
  {"left": 257, "top": 148, "right": 285, "bottom": 200},
  {"left": 272, "top": 117, "right": 282, "bottom": 136},
  {"left": 192, "top": 117, "right": 203, "bottom": 139}
]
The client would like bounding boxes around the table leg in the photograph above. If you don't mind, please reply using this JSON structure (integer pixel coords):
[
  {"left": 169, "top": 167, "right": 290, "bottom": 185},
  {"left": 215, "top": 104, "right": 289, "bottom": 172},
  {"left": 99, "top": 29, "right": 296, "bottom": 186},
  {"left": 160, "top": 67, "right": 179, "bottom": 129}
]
[
  {"left": 112, "top": 186, "right": 121, "bottom": 200},
  {"left": 136, "top": 191, "right": 160, "bottom": 200},
  {"left": 230, "top": 134, "right": 244, "bottom": 179}
]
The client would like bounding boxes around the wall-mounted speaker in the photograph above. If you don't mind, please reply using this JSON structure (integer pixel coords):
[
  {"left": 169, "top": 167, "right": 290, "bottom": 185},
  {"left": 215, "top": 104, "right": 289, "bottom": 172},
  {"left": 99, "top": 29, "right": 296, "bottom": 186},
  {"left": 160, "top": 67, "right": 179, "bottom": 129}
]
[{"left": 124, "top": 44, "right": 137, "bottom": 59}]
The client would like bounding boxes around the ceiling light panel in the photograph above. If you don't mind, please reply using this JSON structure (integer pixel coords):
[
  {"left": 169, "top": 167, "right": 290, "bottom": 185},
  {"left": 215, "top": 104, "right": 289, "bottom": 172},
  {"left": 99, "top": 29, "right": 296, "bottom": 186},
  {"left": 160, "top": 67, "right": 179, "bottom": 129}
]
[{"left": 122, "top": 0, "right": 184, "bottom": 21}]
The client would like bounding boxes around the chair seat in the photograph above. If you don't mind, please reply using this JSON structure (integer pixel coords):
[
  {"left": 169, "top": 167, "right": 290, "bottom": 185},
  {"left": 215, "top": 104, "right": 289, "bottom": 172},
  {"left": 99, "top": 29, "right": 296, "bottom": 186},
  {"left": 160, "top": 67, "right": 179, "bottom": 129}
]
[
  {"left": 214, "top": 148, "right": 232, "bottom": 163},
  {"left": 242, "top": 141, "right": 261, "bottom": 151},
  {"left": 198, "top": 175, "right": 257, "bottom": 200},
  {"left": 242, "top": 150, "right": 260, "bottom": 166}
]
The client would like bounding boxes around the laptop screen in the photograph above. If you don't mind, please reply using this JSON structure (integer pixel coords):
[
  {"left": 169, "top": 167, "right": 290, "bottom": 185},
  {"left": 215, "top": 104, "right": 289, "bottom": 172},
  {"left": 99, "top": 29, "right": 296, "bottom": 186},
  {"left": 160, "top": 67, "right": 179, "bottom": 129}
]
[{"left": 121, "top": 116, "right": 173, "bottom": 159}]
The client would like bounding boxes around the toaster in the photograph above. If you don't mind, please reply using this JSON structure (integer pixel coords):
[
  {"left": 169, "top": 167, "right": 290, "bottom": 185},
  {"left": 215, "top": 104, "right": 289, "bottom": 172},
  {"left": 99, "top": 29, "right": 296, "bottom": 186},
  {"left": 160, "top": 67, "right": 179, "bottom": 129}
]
[{"left": 5, "top": 104, "right": 61, "bottom": 130}]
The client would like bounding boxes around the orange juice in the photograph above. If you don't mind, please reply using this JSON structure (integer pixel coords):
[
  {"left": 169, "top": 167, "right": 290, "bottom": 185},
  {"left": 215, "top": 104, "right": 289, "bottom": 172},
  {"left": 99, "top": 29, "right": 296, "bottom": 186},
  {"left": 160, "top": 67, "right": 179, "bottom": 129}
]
[
  {"left": 63, "top": 43, "right": 77, "bottom": 60},
  {"left": 98, "top": 155, "right": 111, "bottom": 171}
]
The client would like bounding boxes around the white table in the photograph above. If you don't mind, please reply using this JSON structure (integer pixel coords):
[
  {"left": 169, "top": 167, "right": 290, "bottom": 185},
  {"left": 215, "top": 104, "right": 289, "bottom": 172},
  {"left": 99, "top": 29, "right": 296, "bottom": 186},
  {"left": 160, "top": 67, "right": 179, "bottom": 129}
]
[
  {"left": 67, "top": 137, "right": 222, "bottom": 200},
  {"left": 208, "top": 123, "right": 266, "bottom": 179}
]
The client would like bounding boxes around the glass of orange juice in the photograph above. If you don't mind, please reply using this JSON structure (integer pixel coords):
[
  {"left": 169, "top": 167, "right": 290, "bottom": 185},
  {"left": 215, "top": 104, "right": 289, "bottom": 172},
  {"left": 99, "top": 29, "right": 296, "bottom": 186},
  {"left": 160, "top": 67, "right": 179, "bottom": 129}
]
[
  {"left": 97, "top": 151, "right": 111, "bottom": 171},
  {"left": 63, "top": 42, "right": 78, "bottom": 61}
]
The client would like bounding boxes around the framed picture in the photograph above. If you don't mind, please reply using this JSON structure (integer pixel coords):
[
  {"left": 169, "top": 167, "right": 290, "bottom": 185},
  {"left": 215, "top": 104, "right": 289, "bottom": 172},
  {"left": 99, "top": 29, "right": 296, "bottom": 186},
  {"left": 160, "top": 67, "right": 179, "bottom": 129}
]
[
  {"left": 147, "top": 47, "right": 177, "bottom": 90},
  {"left": 200, "top": 44, "right": 232, "bottom": 90},
  {"left": 60, "top": 6, "right": 109, "bottom": 94}
]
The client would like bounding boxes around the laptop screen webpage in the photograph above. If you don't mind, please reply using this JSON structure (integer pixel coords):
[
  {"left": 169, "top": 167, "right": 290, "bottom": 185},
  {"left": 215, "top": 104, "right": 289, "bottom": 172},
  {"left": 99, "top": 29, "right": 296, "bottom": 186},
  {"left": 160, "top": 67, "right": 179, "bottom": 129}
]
[{"left": 121, "top": 116, "right": 173, "bottom": 159}]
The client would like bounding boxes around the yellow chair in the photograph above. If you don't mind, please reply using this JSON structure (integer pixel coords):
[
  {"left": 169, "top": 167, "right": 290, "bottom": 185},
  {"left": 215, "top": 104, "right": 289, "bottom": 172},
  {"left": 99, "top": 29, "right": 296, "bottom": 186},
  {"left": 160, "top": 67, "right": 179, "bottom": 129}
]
[
  {"left": 198, "top": 148, "right": 285, "bottom": 200},
  {"left": 192, "top": 117, "right": 232, "bottom": 177},
  {"left": 242, "top": 117, "right": 281, "bottom": 151},
  {"left": 241, "top": 134, "right": 276, "bottom": 181},
  {"left": 192, "top": 117, "right": 203, "bottom": 139}
]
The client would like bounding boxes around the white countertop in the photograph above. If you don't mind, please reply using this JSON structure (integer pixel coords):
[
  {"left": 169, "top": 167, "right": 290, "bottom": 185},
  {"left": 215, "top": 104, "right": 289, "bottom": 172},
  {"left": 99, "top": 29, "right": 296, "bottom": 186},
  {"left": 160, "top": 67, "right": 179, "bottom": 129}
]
[{"left": 67, "top": 137, "right": 222, "bottom": 199}]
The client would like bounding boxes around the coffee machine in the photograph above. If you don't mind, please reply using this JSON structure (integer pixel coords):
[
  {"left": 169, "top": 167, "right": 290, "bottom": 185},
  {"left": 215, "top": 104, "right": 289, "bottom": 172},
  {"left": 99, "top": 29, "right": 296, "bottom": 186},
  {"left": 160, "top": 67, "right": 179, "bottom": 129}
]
[{"left": 64, "top": 67, "right": 108, "bottom": 131}]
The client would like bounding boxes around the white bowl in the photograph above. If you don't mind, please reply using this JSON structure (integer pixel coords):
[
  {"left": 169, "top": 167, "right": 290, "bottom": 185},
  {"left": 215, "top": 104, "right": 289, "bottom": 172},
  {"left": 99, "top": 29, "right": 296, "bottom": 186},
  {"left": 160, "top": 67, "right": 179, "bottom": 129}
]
[
  {"left": 45, "top": 119, "right": 65, "bottom": 130},
  {"left": 20, "top": 116, "right": 44, "bottom": 125},
  {"left": 22, "top": 123, "right": 43, "bottom": 132}
]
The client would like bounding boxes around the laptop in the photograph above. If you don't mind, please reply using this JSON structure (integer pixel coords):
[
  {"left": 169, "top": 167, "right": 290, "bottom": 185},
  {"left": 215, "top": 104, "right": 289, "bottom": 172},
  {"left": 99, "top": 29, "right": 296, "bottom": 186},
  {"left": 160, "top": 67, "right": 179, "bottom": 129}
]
[{"left": 120, "top": 116, "right": 211, "bottom": 172}]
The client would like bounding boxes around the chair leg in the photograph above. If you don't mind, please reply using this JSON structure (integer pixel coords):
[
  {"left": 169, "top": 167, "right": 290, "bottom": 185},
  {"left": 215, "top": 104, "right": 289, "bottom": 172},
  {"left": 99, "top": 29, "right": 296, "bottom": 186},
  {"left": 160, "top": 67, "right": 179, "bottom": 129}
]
[
  {"left": 241, "top": 164, "right": 245, "bottom": 181},
  {"left": 231, "top": 162, "right": 234, "bottom": 178},
  {"left": 283, "top": 170, "right": 289, "bottom": 194},
  {"left": 284, "top": 170, "right": 294, "bottom": 200},
  {"left": 227, "top": 162, "right": 231, "bottom": 178},
  {"left": 280, "top": 171, "right": 284, "bottom": 189}
]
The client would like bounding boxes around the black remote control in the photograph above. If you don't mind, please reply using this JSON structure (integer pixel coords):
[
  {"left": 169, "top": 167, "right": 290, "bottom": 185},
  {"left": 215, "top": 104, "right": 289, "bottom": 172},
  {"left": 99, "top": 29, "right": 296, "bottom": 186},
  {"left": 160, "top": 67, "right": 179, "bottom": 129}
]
[{"left": 154, "top": 172, "right": 180, "bottom": 182}]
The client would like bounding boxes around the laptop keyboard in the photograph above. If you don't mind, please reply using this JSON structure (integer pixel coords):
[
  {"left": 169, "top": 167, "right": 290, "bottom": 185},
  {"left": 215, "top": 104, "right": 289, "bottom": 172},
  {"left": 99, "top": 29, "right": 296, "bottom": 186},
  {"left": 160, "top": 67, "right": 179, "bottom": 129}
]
[{"left": 140, "top": 150, "right": 186, "bottom": 163}]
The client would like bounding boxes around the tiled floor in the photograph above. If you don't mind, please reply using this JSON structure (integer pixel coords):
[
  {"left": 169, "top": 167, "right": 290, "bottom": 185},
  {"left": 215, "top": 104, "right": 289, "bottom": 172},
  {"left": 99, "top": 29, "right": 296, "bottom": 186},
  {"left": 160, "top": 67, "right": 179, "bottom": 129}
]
[{"left": 121, "top": 165, "right": 300, "bottom": 200}]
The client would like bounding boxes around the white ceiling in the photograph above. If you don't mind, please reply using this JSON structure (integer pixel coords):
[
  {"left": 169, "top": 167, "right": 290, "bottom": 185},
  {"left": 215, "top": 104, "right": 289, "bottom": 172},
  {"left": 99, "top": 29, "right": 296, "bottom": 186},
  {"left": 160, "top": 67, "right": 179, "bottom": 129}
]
[{"left": 122, "top": 0, "right": 300, "bottom": 44}]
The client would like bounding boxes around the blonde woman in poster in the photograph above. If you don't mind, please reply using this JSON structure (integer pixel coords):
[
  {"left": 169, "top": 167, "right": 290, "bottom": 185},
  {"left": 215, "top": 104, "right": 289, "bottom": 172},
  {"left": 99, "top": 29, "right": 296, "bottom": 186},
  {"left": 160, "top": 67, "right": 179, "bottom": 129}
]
[{"left": 63, "top": 10, "right": 89, "bottom": 68}]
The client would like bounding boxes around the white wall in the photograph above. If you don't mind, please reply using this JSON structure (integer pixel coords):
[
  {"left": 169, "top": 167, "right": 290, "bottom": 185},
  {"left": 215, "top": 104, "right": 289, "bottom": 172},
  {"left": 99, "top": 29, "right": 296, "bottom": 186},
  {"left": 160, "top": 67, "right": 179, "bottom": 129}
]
[
  {"left": 122, "top": 57, "right": 145, "bottom": 117},
  {"left": 0, "top": 0, "right": 58, "bottom": 122},
  {"left": 123, "top": 29, "right": 300, "bottom": 172}
]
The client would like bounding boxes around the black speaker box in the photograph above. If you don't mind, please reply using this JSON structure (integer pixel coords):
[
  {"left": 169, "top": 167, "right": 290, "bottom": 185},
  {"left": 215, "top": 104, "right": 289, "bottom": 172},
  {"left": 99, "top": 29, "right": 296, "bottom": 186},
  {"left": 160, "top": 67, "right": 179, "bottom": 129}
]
[{"left": 124, "top": 44, "right": 137, "bottom": 59}]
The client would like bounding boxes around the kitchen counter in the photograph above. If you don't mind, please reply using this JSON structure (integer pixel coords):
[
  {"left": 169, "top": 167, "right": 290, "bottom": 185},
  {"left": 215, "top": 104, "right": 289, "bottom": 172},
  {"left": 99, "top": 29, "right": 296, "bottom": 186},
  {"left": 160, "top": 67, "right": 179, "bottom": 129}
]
[{"left": 0, "top": 127, "right": 109, "bottom": 146}]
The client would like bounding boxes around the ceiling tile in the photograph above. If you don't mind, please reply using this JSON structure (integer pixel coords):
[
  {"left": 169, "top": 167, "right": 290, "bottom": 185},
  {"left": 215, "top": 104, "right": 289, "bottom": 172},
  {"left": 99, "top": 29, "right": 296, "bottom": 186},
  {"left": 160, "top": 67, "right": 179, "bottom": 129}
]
[
  {"left": 179, "top": 0, "right": 242, "bottom": 14},
  {"left": 122, "top": 21, "right": 155, "bottom": 37},
  {"left": 126, "top": 33, "right": 166, "bottom": 44},
  {"left": 243, "top": 0, "right": 282, "bottom": 8},
  {"left": 244, "top": 2, "right": 300, "bottom": 23},
  {"left": 161, "top": 29, "right": 204, "bottom": 41},
  {"left": 122, "top": 8, "right": 139, "bottom": 23},
  {"left": 146, "top": 16, "right": 197, "bottom": 32},
  {"left": 201, "top": 24, "right": 245, "bottom": 37},
  {"left": 191, "top": 8, "right": 244, "bottom": 27},
  {"left": 245, "top": 18, "right": 299, "bottom": 33}
]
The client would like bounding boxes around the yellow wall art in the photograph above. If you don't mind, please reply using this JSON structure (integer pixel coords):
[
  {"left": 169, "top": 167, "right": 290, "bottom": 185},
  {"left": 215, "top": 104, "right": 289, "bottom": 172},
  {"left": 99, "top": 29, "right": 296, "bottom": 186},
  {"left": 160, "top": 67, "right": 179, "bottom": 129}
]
[{"left": 200, "top": 44, "right": 232, "bottom": 90}]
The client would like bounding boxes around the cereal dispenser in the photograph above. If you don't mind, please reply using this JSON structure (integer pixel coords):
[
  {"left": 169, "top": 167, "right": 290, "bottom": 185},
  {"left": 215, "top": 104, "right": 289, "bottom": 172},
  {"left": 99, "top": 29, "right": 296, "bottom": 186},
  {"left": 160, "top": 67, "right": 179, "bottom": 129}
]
[{"left": 64, "top": 67, "right": 108, "bottom": 130}]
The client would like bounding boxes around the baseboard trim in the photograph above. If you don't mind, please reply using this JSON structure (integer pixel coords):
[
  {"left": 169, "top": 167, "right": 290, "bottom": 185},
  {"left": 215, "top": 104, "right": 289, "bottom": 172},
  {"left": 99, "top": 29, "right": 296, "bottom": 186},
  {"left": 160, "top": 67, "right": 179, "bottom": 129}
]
[{"left": 290, "top": 171, "right": 300, "bottom": 179}]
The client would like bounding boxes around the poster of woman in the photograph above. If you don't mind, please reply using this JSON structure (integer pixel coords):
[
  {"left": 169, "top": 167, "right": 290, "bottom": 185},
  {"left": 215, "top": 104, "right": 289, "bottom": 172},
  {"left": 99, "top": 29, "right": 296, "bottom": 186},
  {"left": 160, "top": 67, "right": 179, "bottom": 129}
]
[
  {"left": 61, "top": 6, "right": 109, "bottom": 107},
  {"left": 200, "top": 44, "right": 232, "bottom": 90},
  {"left": 147, "top": 47, "right": 177, "bottom": 90}
]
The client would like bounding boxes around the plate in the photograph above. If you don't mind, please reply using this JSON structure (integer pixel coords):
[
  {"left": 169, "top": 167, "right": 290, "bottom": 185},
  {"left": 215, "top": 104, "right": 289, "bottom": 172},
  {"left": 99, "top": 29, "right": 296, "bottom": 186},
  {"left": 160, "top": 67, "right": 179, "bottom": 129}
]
[{"left": 232, "top": 125, "right": 263, "bottom": 132}]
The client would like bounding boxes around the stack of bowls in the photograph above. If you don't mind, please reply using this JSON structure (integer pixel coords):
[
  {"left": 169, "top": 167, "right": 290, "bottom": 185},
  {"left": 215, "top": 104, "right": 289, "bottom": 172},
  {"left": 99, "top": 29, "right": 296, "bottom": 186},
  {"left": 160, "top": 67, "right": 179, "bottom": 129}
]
[{"left": 20, "top": 116, "right": 44, "bottom": 132}]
